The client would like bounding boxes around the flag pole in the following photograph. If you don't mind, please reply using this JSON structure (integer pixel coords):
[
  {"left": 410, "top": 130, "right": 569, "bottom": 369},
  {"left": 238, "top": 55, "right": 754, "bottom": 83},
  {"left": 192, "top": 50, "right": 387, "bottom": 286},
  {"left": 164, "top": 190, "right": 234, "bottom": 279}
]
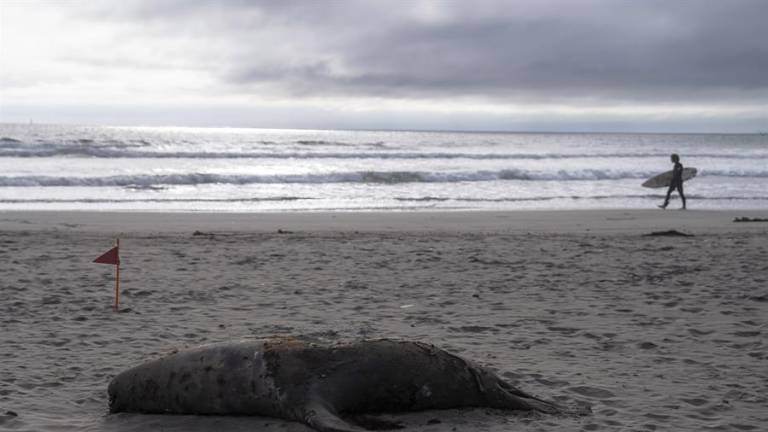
[{"left": 114, "top": 238, "right": 120, "bottom": 312}]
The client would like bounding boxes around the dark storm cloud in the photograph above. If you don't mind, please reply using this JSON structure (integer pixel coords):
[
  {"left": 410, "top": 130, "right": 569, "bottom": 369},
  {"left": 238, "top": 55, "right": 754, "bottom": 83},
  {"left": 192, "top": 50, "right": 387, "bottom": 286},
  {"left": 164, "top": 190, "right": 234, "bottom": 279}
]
[{"left": 83, "top": 0, "right": 768, "bottom": 104}]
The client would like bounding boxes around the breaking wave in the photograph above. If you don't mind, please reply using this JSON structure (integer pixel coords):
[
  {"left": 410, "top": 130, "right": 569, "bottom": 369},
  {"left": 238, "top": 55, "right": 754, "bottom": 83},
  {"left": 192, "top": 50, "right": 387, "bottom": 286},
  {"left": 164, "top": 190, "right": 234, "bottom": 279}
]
[
  {"left": 395, "top": 194, "right": 768, "bottom": 202},
  {"left": 0, "top": 196, "right": 312, "bottom": 203},
  {"left": 3, "top": 194, "right": 768, "bottom": 205},
  {"left": 1, "top": 168, "right": 766, "bottom": 187},
  {"left": 1, "top": 139, "right": 768, "bottom": 160}
]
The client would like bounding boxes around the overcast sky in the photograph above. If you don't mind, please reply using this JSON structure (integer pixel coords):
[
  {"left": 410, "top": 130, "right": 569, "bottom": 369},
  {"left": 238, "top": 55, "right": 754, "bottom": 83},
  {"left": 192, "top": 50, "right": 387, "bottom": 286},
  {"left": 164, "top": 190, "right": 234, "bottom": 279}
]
[{"left": 1, "top": 0, "right": 767, "bottom": 132}]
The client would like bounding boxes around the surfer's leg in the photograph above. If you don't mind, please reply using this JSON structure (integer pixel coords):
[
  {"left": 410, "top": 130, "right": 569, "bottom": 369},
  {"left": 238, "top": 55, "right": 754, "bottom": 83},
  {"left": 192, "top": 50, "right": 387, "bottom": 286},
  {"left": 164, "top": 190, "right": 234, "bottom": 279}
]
[
  {"left": 660, "top": 185, "right": 673, "bottom": 209},
  {"left": 678, "top": 182, "right": 686, "bottom": 209}
]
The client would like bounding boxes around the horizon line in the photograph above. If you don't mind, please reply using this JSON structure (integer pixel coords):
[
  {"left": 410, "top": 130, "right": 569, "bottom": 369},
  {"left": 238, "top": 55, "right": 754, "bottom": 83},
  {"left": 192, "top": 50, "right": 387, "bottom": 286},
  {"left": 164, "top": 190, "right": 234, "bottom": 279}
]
[{"left": 1, "top": 121, "right": 765, "bottom": 136}]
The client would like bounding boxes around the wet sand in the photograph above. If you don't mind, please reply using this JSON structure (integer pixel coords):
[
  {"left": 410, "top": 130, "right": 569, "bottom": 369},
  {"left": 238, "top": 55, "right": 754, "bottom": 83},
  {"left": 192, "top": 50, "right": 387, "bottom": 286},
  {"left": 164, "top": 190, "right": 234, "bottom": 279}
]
[{"left": 1, "top": 210, "right": 767, "bottom": 431}]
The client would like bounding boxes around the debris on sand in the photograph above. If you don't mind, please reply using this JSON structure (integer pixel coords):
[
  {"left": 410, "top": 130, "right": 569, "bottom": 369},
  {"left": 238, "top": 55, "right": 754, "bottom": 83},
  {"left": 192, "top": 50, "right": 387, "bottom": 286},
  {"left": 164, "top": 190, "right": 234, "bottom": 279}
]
[
  {"left": 192, "top": 230, "right": 215, "bottom": 238},
  {"left": 642, "top": 230, "right": 694, "bottom": 237},
  {"left": 733, "top": 217, "right": 768, "bottom": 223}
]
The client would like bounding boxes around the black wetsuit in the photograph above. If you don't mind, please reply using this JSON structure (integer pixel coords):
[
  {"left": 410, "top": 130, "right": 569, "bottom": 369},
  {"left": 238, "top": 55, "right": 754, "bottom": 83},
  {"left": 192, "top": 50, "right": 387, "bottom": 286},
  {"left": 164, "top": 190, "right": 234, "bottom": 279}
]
[{"left": 662, "top": 161, "right": 686, "bottom": 208}]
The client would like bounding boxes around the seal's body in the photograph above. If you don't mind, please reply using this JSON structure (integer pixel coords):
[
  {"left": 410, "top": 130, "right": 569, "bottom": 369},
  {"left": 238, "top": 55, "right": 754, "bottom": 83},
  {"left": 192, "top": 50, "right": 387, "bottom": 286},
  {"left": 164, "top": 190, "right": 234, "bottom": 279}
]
[{"left": 108, "top": 339, "right": 561, "bottom": 431}]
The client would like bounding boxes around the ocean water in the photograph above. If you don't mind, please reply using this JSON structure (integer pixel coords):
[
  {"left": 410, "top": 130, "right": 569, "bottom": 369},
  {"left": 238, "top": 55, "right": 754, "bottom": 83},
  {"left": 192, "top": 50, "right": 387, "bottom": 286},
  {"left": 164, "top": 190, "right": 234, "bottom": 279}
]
[{"left": 1, "top": 123, "right": 767, "bottom": 212}]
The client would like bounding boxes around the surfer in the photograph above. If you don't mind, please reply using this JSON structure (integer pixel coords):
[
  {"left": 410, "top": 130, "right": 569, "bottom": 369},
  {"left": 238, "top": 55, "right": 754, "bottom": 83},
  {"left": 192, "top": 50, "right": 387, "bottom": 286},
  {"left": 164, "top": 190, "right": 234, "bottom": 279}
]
[{"left": 658, "top": 154, "right": 686, "bottom": 210}]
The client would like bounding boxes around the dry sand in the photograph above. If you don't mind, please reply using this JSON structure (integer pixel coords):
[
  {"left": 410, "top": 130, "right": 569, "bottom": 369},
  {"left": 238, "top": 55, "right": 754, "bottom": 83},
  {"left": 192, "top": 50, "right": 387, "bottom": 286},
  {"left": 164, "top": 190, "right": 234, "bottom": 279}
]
[{"left": 1, "top": 210, "right": 766, "bottom": 431}]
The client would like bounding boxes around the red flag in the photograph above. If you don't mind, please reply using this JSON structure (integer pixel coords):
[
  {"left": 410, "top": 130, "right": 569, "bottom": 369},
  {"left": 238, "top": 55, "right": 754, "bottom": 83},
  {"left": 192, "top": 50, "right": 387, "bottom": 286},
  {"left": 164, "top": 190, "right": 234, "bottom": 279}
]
[{"left": 94, "top": 246, "right": 119, "bottom": 265}]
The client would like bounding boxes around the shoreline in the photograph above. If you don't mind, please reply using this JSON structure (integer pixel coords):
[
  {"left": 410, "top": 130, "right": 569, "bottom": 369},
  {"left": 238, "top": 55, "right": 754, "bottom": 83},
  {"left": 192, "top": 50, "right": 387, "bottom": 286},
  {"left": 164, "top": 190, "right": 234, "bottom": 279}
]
[{"left": 2, "top": 208, "right": 768, "bottom": 235}]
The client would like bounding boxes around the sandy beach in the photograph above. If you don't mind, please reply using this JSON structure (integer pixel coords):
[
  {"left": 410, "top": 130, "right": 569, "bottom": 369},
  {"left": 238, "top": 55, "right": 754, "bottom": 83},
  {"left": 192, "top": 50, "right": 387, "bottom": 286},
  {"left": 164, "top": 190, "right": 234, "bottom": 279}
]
[{"left": 1, "top": 209, "right": 766, "bottom": 431}]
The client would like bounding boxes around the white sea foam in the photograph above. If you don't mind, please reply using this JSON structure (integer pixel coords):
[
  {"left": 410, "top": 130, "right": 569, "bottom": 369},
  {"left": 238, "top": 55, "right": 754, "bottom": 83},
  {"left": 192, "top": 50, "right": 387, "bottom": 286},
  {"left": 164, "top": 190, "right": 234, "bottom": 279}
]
[
  {"left": 1, "top": 142, "right": 767, "bottom": 160},
  {"left": 1, "top": 169, "right": 766, "bottom": 187}
]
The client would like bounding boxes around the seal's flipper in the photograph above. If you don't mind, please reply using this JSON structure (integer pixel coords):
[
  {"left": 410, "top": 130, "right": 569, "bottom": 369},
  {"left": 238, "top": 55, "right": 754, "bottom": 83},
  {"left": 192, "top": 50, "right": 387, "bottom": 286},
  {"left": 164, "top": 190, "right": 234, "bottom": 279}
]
[
  {"left": 348, "top": 415, "right": 405, "bottom": 430},
  {"left": 495, "top": 381, "right": 562, "bottom": 414},
  {"left": 303, "top": 403, "right": 366, "bottom": 432},
  {"left": 515, "top": 394, "right": 561, "bottom": 414}
]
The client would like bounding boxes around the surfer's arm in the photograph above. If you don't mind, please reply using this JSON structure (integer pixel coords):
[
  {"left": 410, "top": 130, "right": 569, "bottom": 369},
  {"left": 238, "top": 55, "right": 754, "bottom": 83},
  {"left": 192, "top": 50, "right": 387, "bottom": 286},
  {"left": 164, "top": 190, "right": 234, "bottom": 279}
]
[{"left": 672, "top": 163, "right": 683, "bottom": 183}]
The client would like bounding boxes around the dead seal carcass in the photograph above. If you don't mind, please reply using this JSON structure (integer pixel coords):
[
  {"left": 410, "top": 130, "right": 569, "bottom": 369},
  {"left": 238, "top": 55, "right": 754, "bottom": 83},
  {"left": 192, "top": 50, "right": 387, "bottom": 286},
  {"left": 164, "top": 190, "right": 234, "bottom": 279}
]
[{"left": 108, "top": 338, "right": 562, "bottom": 431}]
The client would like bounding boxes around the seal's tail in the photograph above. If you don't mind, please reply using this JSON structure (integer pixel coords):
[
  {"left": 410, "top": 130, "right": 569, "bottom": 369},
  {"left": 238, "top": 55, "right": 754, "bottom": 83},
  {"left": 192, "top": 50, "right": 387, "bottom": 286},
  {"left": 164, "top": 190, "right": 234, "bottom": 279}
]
[
  {"left": 497, "top": 381, "right": 592, "bottom": 416},
  {"left": 516, "top": 394, "right": 562, "bottom": 414},
  {"left": 494, "top": 380, "right": 563, "bottom": 414}
]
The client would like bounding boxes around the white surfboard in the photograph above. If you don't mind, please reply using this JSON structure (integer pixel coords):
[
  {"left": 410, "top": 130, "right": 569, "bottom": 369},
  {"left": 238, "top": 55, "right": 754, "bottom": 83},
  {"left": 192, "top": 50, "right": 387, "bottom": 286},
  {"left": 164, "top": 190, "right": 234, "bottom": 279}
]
[{"left": 642, "top": 167, "right": 697, "bottom": 189}]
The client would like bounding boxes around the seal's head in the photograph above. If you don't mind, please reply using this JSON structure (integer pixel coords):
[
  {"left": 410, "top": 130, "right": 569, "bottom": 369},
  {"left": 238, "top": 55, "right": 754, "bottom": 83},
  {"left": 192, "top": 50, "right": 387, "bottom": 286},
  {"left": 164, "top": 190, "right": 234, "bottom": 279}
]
[
  {"left": 107, "top": 341, "right": 279, "bottom": 415},
  {"left": 107, "top": 356, "right": 197, "bottom": 414},
  {"left": 107, "top": 369, "right": 131, "bottom": 413}
]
